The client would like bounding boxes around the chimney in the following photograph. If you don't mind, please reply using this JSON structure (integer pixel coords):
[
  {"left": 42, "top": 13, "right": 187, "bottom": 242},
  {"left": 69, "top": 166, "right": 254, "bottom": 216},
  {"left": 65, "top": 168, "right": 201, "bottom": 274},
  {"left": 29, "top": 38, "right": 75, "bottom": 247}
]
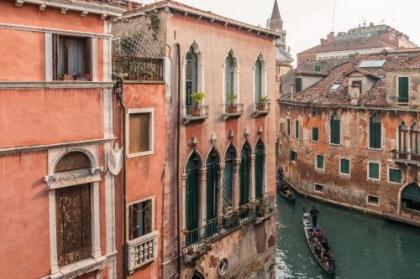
[
  {"left": 326, "top": 32, "right": 335, "bottom": 43},
  {"left": 350, "top": 80, "right": 361, "bottom": 105}
]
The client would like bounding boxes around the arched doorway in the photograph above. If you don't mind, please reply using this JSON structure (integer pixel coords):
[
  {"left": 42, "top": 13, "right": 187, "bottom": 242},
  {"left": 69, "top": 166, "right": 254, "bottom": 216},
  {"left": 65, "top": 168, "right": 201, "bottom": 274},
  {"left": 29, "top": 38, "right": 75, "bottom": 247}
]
[
  {"left": 185, "top": 151, "right": 202, "bottom": 245},
  {"left": 401, "top": 183, "right": 420, "bottom": 212},
  {"left": 206, "top": 147, "right": 220, "bottom": 237}
]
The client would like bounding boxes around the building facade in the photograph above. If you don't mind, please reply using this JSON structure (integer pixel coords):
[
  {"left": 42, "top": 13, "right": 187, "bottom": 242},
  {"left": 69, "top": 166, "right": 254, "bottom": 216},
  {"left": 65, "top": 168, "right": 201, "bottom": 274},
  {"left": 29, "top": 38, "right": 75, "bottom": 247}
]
[
  {"left": 0, "top": 1, "right": 124, "bottom": 279},
  {"left": 297, "top": 24, "right": 418, "bottom": 66},
  {"left": 113, "top": 1, "right": 279, "bottom": 278},
  {"left": 278, "top": 51, "right": 420, "bottom": 227}
]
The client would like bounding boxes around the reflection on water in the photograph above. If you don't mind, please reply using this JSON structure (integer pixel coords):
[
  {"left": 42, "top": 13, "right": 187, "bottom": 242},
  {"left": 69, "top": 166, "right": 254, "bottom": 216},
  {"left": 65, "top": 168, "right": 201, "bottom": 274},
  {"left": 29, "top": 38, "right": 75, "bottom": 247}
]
[{"left": 276, "top": 195, "right": 420, "bottom": 279}]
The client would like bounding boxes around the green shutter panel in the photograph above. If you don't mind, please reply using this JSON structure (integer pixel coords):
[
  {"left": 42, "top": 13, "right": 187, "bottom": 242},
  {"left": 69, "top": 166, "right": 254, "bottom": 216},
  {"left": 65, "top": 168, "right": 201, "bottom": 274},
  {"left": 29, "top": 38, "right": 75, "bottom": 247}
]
[
  {"left": 255, "top": 141, "right": 265, "bottom": 200},
  {"left": 206, "top": 149, "right": 219, "bottom": 237},
  {"left": 240, "top": 144, "right": 251, "bottom": 206},
  {"left": 287, "top": 119, "right": 291, "bottom": 136},
  {"left": 317, "top": 155, "right": 324, "bottom": 169},
  {"left": 389, "top": 169, "right": 402, "bottom": 183},
  {"left": 341, "top": 159, "right": 350, "bottom": 174},
  {"left": 255, "top": 59, "right": 262, "bottom": 103},
  {"left": 312, "top": 128, "right": 319, "bottom": 141},
  {"left": 369, "top": 163, "right": 380, "bottom": 179},
  {"left": 296, "top": 121, "right": 300, "bottom": 139},
  {"left": 398, "top": 77, "right": 409, "bottom": 103},
  {"left": 331, "top": 118, "right": 341, "bottom": 144},
  {"left": 186, "top": 154, "right": 200, "bottom": 245},
  {"left": 370, "top": 117, "right": 382, "bottom": 149}
]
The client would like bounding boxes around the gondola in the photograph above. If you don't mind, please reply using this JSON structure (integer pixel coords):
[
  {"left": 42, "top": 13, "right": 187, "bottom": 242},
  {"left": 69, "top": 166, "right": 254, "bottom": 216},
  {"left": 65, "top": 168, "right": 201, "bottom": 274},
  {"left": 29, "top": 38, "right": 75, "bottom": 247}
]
[
  {"left": 302, "top": 210, "right": 336, "bottom": 275},
  {"left": 278, "top": 188, "right": 296, "bottom": 202}
]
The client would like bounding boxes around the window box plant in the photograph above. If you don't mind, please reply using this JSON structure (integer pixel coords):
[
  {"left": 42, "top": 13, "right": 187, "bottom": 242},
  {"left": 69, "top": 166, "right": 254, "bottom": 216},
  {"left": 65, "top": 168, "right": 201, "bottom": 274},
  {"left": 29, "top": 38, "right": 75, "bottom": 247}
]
[
  {"left": 191, "top": 92, "right": 205, "bottom": 117},
  {"left": 257, "top": 96, "right": 270, "bottom": 111},
  {"left": 227, "top": 95, "right": 238, "bottom": 113}
]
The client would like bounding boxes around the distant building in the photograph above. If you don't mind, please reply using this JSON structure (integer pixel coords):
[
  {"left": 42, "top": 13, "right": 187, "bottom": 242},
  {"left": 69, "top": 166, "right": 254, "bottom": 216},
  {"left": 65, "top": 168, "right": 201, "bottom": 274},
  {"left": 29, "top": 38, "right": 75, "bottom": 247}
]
[
  {"left": 266, "top": 0, "right": 294, "bottom": 78},
  {"left": 113, "top": 1, "right": 279, "bottom": 278},
  {"left": 297, "top": 23, "right": 418, "bottom": 66},
  {"left": 278, "top": 51, "right": 420, "bottom": 227}
]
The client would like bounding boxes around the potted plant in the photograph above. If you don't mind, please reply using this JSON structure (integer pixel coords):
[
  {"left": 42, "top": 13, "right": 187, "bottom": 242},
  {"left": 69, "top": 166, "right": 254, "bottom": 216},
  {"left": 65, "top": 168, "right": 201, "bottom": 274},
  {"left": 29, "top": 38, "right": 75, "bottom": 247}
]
[
  {"left": 257, "top": 96, "right": 270, "bottom": 111},
  {"left": 191, "top": 92, "right": 205, "bottom": 116},
  {"left": 227, "top": 95, "right": 238, "bottom": 113}
]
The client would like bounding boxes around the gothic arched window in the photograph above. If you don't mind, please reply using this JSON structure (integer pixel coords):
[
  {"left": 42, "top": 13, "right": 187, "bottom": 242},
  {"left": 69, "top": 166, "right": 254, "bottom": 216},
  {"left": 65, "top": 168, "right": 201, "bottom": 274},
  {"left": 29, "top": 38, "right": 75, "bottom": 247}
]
[{"left": 185, "top": 151, "right": 201, "bottom": 245}]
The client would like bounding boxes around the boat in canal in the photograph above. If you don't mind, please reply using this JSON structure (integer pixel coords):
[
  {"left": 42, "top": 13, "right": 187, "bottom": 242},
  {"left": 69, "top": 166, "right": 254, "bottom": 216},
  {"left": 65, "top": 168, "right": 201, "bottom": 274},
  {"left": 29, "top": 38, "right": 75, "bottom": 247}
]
[
  {"left": 278, "top": 187, "right": 296, "bottom": 203},
  {"left": 276, "top": 169, "right": 296, "bottom": 203},
  {"left": 302, "top": 211, "right": 336, "bottom": 275}
]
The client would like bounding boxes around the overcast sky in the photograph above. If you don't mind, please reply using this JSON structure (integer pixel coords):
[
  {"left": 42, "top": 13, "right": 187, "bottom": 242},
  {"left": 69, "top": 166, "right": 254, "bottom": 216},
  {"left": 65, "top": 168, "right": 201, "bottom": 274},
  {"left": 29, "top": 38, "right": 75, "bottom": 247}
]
[{"left": 142, "top": 0, "right": 420, "bottom": 62}]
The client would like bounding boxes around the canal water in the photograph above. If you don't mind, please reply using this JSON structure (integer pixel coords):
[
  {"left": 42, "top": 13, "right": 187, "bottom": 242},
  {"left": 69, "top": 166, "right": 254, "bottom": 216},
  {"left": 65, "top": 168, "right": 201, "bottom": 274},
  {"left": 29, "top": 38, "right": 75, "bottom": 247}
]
[{"left": 276, "top": 195, "right": 420, "bottom": 279}]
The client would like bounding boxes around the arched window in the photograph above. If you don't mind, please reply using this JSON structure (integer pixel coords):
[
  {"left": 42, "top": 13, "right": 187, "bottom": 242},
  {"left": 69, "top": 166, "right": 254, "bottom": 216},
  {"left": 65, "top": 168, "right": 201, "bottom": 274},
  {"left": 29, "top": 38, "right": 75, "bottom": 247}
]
[
  {"left": 401, "top": 183, "right": 420, "bottom": 212},
  {"left": 186, "top": 45, "right": 198, "bottom": 106},
  {"left": 398, "top": 122, "right": 407, "bottom": 155},
  {"left": 185, "top": 151, "right": 201, "bottom": 245},
  {"left": 225, "top": 50, "right": 236, "bottom": 101},
  {"left": 255, "top": 55, "right": 263, "bottom": 103},
  {"left": 255, "top": 140, "right": 265, "bottom": 200},
  {"left": 240, "top": 142, "right": 252, "bottom": 207},
  {"left": 411, "top": 123, "right": 419, "bottom": 156},
  {"left": 206, "top": 148, "right": 219, "bottom": 237},
  {"left": 223, "top": 144, "right": 237, "bottom": 210},
  {"left": 55, "top": 151, "right": 92, "bottom": 267},
  {"left": 369, "top": 113, "right": 382, "bottom": 149},
  {"left": 330, "top": 114, "right": 341, "bottom": 145}
]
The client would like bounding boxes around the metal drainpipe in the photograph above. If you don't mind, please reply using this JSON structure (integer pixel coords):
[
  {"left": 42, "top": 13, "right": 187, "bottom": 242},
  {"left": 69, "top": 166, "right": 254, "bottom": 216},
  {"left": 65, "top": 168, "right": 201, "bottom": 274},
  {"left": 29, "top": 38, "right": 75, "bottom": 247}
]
[
  {"left": 175, "top": 44, "right": 182, "bottom": 278},
  {"left": 114, "top": 75, "right": 128, "bottom": 279}
]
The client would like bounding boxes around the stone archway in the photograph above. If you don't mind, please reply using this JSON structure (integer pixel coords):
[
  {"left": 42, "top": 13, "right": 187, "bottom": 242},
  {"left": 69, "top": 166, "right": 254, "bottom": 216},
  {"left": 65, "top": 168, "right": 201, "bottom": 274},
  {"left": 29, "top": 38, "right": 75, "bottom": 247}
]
[{"left": 400, "top": 182, "right": 420, "bottom": 213}]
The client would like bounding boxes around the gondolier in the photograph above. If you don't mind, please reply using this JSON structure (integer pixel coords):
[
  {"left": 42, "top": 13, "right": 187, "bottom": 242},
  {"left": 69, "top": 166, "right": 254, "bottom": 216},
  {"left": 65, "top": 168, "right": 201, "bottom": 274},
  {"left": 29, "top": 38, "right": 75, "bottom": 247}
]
[{"left": 310, "top": 206, "right": 319, "bottom": 227}]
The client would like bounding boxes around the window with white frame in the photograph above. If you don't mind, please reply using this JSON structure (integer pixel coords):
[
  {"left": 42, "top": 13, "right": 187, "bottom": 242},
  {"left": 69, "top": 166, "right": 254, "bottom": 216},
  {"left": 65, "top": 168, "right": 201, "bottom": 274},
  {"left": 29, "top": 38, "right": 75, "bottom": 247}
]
[
  {"left": 368, "top": 162, "right": 380, "bottom": 181},
  {"left": 367, "top": 195, "right": 379, "bottom": 206},
  {"left": 127, "top": 109, "right": 154, "bottom": 157},
  {"left": 388, "top": 168, "right": 402, "bottom": 184},
  {"left": 314, "top": 184, "right": 324, "bottom": 193},
  {"left": 315, "top": 155, "right": 325, "bottom": 171},
  {"left": 53, "top": 35, "right": 92, "bottom": 81},
  {"left": 340, "top": 158, "right": 351, "bottom": 176},
  {"left": 128, "top": 199, "right": 154, "bottom": 240}
]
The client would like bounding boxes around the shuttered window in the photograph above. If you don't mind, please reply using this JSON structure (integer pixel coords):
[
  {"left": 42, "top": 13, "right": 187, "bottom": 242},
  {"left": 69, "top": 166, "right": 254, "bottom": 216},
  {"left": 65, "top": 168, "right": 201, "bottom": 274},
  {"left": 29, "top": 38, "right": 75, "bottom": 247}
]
[
  {"left": 255, "top": 140, "right": 265, "bottom": 200},
  {"left": 225, "top": 51, "right": 235, "bottom": 100},
  {"left": 186, "top": 46, "right": 198, "bottom": 106},
  {"left": 56, "top": 184, "right": 92, "bottom": 267},
  {"left": 129, "top": 112, "right": 152, "bottom": 155},
  {"left": 295, "top": 120, "right": 300, "bottom": 139},
  {"left": 389, "top": 168, "right": 402, "bottom": 183},
  {"left": 340, "top": 159, "right": 350, "bottom": 175},
  {"left": 223, "top": 145, "right": 236, "bottom": 209},
  {"left": 129, "top": 199, "right": 153, "bottom": 240},
  {"left": 314, "top": 65, "right": 321, "bottom": 72},
  {"left": 398, "top": 77, "right": 409, "bottom": 103},
  {"left": 295, "top": 77, "right": 302, "bottom": 92},
  {"left": 368, "top": 162, "right": 380, "bottom": 180},
  {"left": 312, "top": 127, "right": 319, "bottom": 142},
  {"left": 287, "top": 119, "right": 291, "bottom": 136},
  {"left": 369, "top": 113, "right": 382, "bottom": 149},
  {"left": 290, "top": 150, "right": 297, "bottom": 162},
  {"left": 186, "top": 152, "right": 201, "bottom": 245},
  {"left": 240, "top": 142, "right": 252, "bottom": 206},
  {"left": 401, "top": 183, "right": 420, "bottom": 211},
  {"left": 330, "top": 114, "right": 341, "bottom": 144},
  {"left": 316, "top": 155, "right": 324, "bottom": 170},
  {"left": 206, "top": 148, "right": 219, "bottom": 237},
  {"left": 255, "top": 57, "right": 263, "bottom": 103}
]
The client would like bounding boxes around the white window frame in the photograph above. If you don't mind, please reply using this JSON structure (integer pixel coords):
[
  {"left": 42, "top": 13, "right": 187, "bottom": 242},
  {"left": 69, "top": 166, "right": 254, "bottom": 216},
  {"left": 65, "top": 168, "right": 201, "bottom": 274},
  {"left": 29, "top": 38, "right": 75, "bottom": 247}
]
[
  {"left": 315, "top": 154, "right": 325, "bottom": 172},
  {"left": 367, "top": 113, "right": 383, "bottom": 151},
  {"left": 388, "top": 166, "right": 403, "bottom": 185},
  {"left": 126, "top": 108, "right": 155, "bottom": 158},
  {"left": 339, "top": 158, "right": 351, "bottom": 177},
  {"left": 329, "top": 114, "right": 341, "bottom": 146},
  {"left": 252, "top": 54, "right": 267, "bottom": 103},
  {"left": 222, "top": 50, "right": 240, "bottom": 111},
  {"left": 367, "top": 161, "right": 381, "bottom": 182},
  {"left": 367, "top": 195, "right": 380, "bottom": 207},
  {"left": 290, "top": 149, "right": 297, "bottom": 163},
  {"left": 314, "top": 184, "right": 325, "bottom": 194},
  {"left": 126, "top": 196, "right": 156, "bottom": 242},
  {"left": 311, "top": 127, "right": 319, "bottom": 143}
]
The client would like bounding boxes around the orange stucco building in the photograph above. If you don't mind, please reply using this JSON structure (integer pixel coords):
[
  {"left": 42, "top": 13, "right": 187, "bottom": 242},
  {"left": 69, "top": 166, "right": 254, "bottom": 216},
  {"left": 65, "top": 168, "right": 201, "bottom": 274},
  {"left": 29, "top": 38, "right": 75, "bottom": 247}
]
[{"left": 0, "top": 1, "right": 124, "bottom": 278}]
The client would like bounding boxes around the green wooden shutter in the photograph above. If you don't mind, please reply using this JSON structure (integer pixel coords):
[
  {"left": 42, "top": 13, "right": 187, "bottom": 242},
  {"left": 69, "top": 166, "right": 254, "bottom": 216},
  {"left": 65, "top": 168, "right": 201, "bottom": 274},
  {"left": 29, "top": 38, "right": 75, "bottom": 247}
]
[
  {"left": 389, "top": 169, "right": 402, "bottom": 183},
  {"left": 240, "top": 143, "right": 251, "bottom": 206},
  {"left": 296, "top": 120, "right": 300, "bottom": 139},
  {"left": 186, "top": 49, "right": 198, "bottom": 106},
  {"left": 255, "top": 59, "right": 262, "bottom": 103},
  {"left": 206, "top": 149, "right": 219, "bottom": 237},
  {"left": 316, "top": 155, "right": 324, "bottom": 169},
  {"left": 340, "top": 159, "right": 350, "bottom": 174},
  {"left": 295, "top": 78, "right": 302, "bottom": 92},
  {"left": 225, "top": 53, "right": 235, "bottom": 100},
  {"left": 312, "top": 127, "right": 319, "bottom": 141},
  {"left": 287, "top": 119, "right": 291, "bottom": 136},
  {"left": 255, "top": 141, "right": 265, "bottom": 200},
  {"left": 369, "top": 115, "right": 382, "bottom": 149},
  {"left": 186, "top": 153, "right": 200, "bottom": 245},
  {"left": 330, "top": 116, "right": 341, "bottom": 144},
  {"left": 369, "top": 163, "right": 380, "bottom": 179},
  {"left": 223, "top": 145, "right": 236, "bottom": 209},
  {"left": 398, "top": 77, "right": 409, "bottom": 103}
]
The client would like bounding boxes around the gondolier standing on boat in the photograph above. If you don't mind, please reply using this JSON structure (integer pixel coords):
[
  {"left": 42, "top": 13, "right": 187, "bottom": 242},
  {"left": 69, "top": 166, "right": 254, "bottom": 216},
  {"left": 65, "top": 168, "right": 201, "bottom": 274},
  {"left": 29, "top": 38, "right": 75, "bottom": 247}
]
[{"left": 310, "top": 206, "right": 320, "bottom": 227}]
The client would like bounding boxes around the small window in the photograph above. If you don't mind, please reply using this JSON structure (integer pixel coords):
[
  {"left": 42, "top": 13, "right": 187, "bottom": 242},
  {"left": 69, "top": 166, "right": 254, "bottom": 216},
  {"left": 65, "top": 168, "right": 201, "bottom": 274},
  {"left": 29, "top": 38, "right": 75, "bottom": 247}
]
[
  {"left": 330, "top": 84, "right": 341, "bottom": 92},
  {"left": 312, "top": 127, "right": 319, "bottom": 142},
  {"left": 128, "top": 110, "right": 154, "bottom": 156},
  {"left": 54, "top": 35, "right": 91, "bottom": 81},
  {"left": 369, "top": 113, "right": 382, "bottom": 149},
  {"left": 367, "top": 195, "right": 379, "bottom": 206},
  {"left": 316, "top": 155, "right": 324, "bottom": 170},
  {"left": 340, "top": 159, "right": 350, "bottom": 175},
  {"left": 290, "top": 150, "right": 297, "bottom": 162},
  {"left": 314, "top": 184, "right": 324, "bottom": 193},
  {"left": 295, "top": 120, "right": 300, "bottom": 139},
  {"left": 287, "top": 119, "right": 291, "bottom": 136},
  {"left": 128, "top": 199, "right": 153, "bottom": 240},
  {"left": 295, "top": 77, "right": 302, "bottom": 92},
  {"left": 389, "top": 168, "right": 402, "bottom": 183},
  {"left": 330, "top": 114, "right": 341, "bottom": 145},
  {"left": 314, "top": 65, "right": 321, "bottom": 72},
  {"left": 398, "top": 77, "right": 409, "bottom": 103},
  {"left": 352, "top": 80, "right": 362, "bottom": 89},
  {"left": 368, "top": 162, "right": 380, "bottom": 180}
]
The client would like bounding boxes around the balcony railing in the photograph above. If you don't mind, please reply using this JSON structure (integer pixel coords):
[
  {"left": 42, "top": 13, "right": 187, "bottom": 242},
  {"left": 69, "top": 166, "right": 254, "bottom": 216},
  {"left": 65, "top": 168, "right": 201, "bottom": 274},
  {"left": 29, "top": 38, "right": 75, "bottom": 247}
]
[
  {"left": 126, "top": 231, "right": 158, "bottom": 274},
  {"left": 254, "top": 101, "right": 271, "bottom": 116},
  {"left": 113, "top": 56, "right": 164, "bottom": 81},
  {"left": 392, "top": 150, "right": 420, "bottom": 166},
  {"left": 224, "top": 103, "right": 244, "bottom": 119},
  {"left": 184, "top": 105, "right": 209, "bottom": 124}
]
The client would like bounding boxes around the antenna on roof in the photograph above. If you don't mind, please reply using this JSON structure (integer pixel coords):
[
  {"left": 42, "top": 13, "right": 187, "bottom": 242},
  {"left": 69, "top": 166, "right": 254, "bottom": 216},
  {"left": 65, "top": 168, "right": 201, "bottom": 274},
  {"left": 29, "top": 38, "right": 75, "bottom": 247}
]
[{"left": 332, "top": 0, "right": 336, "bottom": 33}]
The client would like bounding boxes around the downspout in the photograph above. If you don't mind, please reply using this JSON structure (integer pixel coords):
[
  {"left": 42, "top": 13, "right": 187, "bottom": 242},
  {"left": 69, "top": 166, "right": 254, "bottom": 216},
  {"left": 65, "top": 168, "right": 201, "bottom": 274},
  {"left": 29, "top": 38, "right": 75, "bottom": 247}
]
[
  {"left": 175, "top": 44, "right": 182, "bottom": 277},
  {"left": 114, "top": 75, "right": 127, "bottom": 279}
]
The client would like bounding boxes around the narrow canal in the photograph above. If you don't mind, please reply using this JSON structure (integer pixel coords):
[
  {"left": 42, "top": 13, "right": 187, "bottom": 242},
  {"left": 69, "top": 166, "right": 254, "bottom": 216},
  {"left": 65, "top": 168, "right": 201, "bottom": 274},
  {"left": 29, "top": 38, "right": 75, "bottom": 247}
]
[{"left": 276, "top": 195, "right": 420, "bottom": 279}]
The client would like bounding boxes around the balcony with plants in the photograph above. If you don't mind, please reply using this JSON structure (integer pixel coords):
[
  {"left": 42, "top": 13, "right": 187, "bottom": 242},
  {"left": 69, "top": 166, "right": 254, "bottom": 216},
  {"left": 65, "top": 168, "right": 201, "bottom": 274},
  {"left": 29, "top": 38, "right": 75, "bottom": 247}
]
[
  {"left": 184, "top": 92, "right": 209, "bottom": 124},
  {"left": 224, "top": 95, "right": 244, "bottom": 119},
  {"left": 254, "top": 96, "right": 271, "bottom": 116}
]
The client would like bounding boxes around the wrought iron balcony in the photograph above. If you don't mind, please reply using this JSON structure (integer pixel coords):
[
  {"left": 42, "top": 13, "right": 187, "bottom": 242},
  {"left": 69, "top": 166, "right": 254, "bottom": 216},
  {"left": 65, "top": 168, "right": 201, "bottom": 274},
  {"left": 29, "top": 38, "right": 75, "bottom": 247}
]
[
  {"left": 253, "top": 101, "right": 271, "bottom": 116},
  {"left": 113, "top": 56, "right": 164, "bottom": 81},
  {"left": 127, "top": 231, "right": 158, "bottom": 274},
  {"left": 224, "top": 103, "right": 244, "bottom": 119},
  {"left": 184, "top": 105, "right": 209, "bottom": 124}
]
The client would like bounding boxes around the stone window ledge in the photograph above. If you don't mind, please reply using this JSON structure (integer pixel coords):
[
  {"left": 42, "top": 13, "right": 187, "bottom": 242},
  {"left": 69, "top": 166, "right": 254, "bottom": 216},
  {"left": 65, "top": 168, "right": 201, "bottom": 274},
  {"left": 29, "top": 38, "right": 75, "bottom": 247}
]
[{"left": 49, "top": 256, "right": 106, "bottom": 279}]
